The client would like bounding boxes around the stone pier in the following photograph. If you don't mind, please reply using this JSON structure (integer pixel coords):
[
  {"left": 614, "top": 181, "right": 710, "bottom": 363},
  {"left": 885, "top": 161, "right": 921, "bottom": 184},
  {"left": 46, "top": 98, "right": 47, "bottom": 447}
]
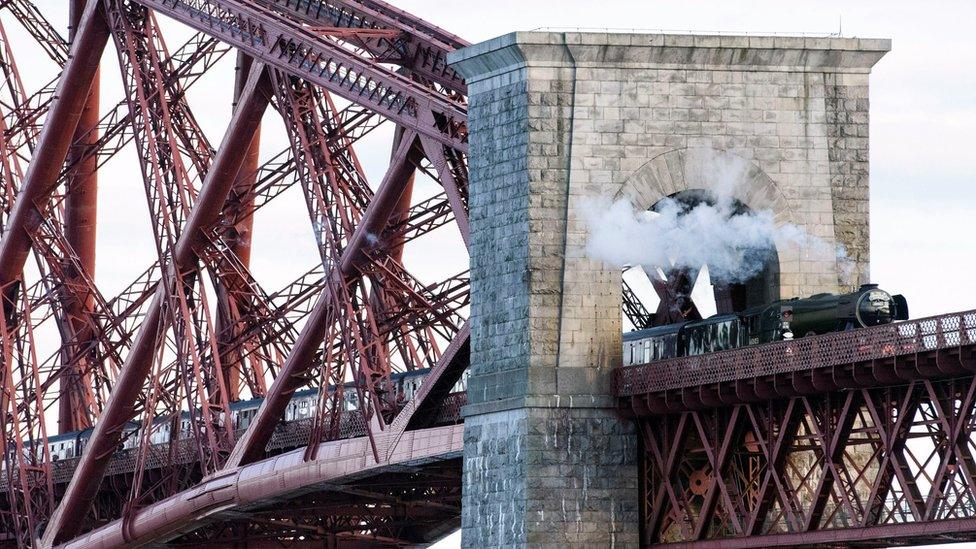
[{"left": 449, "top": 32, "right": 888, "bottom": 547}]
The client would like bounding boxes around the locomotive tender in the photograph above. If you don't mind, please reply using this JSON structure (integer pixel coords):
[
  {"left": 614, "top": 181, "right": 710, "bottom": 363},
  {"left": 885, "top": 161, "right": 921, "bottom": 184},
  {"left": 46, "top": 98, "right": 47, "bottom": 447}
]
[{"left": 623, "top": 284, "right": 909, "bottom": 366}]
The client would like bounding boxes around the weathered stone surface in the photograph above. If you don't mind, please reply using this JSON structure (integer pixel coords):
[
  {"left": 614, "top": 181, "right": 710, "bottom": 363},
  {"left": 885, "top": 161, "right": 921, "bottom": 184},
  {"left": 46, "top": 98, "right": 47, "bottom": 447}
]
[
  {"left": 462, "top": 408, "right": 637, "bottom": 547},
  {"left": 450, "top": 31, "right": 887, "bottom": 548}
]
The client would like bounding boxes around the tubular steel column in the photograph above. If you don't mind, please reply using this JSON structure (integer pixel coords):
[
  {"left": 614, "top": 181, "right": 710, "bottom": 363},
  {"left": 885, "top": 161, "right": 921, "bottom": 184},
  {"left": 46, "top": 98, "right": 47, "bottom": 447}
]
[
  {"left": 42, "top": 63, "right": 272, "bottom": 547},
  {"left": 387, "top": 125, "right": 415, "bottom": 263},
  {"left": 226, "top": 130, "right": 421, "bottom": 468},
  {"left": 0, "top": 1, "right": 479, "bottom": 545},
  {"left": 58, "top": 0, "right": 101, "bottom": 434},
  {"left": 0, "top": 0, "right": 107, "bottom": 294},
  {"left": 215, "top": 51, "right": 262, "bottom": 403}
]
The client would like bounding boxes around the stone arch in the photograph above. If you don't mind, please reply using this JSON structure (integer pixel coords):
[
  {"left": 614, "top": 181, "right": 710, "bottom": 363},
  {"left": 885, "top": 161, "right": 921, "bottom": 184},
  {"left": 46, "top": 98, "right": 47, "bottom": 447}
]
[
  {"left": 613, "top": 147, "right": 799, "bottom": 317},
  {"left": 615, "top": 147, "right": 797, "bottom": 226}
]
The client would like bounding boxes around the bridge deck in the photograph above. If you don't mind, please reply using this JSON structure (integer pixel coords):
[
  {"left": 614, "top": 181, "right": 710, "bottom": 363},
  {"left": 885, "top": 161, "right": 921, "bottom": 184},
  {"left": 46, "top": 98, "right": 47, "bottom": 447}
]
[
  {"left": 615, "top": 310, "right": 976, "bottom": 413},
  {"left": 62, "top": 424, "right": 464, "bottom": 548}
]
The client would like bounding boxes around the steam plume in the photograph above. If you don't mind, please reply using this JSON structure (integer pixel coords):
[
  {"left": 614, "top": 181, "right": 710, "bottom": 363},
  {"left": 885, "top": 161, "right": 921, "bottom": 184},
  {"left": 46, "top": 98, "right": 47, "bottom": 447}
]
[
  {"left": 579, "top": 149, "right": 846, "bottom": 284},
  {"left": 584, "top": 195, "right": 819, "bottom": 283}
]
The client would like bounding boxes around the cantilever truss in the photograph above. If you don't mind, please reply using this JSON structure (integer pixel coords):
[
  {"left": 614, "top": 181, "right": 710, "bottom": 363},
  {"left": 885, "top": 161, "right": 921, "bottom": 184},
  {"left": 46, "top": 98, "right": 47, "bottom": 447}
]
[{"left": 0, "top": 0, "right": 470, "bottom": 545}]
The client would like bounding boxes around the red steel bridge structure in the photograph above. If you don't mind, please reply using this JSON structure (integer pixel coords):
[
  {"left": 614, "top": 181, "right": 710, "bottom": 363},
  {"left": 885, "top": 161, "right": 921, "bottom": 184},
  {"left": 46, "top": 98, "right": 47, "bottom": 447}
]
[
  {"left": 0, "top": 0, "right": 469, "bottom": 546},
  {"left": 0, "top": 1, "right": 974, "bottom": 548}
]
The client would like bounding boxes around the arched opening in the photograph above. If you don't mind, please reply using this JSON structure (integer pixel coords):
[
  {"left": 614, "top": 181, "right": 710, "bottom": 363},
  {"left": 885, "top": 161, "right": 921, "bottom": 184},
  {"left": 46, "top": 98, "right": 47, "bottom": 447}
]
[{"left": 621, "top": 189, "right": 780, "bottom": 330}]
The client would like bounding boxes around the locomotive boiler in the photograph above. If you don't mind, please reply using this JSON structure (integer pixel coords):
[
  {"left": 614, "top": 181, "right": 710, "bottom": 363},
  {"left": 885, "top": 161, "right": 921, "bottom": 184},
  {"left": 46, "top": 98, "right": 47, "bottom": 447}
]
[{"left": 623, "top": 284, "right": 909, "bottom": 366}]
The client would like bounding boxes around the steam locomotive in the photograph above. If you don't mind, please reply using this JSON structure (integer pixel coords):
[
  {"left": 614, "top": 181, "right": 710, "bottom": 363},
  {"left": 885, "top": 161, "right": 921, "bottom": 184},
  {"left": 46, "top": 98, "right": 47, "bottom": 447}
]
[{"left": 623, "top": 284, "right": 909, "bottom": 366}]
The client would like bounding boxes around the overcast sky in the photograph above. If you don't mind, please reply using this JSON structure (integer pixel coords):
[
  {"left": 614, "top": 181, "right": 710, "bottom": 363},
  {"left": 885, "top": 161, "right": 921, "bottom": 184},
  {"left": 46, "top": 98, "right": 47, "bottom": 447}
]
[
  {"left": 400, "top": 0, "right": 976, "bottom": 321},
  {"left": 7, "top": 2, "right": 975, "bottom": 547},
  {"left": 16, "top": 0, "right": 974, "bottom": 317}
]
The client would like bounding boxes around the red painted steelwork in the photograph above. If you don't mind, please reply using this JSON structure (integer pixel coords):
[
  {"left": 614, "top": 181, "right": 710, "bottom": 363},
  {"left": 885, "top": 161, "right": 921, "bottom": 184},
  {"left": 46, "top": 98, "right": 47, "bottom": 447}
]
[
  {"left": 634, "top": 378, "right": 976, "bottom": 546},
  {"left": 58, "top": 0, "right": 101, "bottom": 435},
  {"left": 127, "top": 0, "right": 468, "bottom": 150},
  {"left": 226, "top": 129, "right": 422, "bottom": 468},
  {"left": 5, "top": 2, "right": 976, "bottom": 547},
  {"left": 253, "top": 0, "right": 469, "bottom": 93},
  {"left": 215, "top": 51, "right": 263, "bottom": 403},
  {"left": 1, "top": 0, "right": 68, "bottom": 65},
  {"left": 0, "top": 1, "right": 472, "bottom": 545},
  {"left": 0, "top": 0, "right": 108, "bottom": 293},
  {"left": 657, "top": 519, "right": 976, "bottom": 548},
  {"left": 42, "top": 64, "right": 272, "bottom": 546},
  {"left": 61, "top": 424, "right": 463, "bottom": 548},
  {"left": 620, "top": 312, "right": 976, "bottom": 546}
]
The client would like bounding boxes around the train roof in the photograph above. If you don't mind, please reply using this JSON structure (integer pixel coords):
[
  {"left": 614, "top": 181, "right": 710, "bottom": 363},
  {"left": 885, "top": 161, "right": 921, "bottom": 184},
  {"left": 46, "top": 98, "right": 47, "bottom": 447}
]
[
  {"left": 682, "top": 314, "right": 742, "bottom": 329},
  {"left": 229, "top": 395, "right": 264, "bottom": 411},
  {"left": 225, "top": 369, "right": 430, "bottom": 410},
  {"left": 394, "top": 368, "right": 430, "bottom": 379},
  {"left": 623, "top": 323, "right": 684, "bottom": 342},
  {"left": 49, "top": 369, "right": 440, "bottom": 441},
  {"left": 47, "top": 431, "right": 80, "bottom": 444}
]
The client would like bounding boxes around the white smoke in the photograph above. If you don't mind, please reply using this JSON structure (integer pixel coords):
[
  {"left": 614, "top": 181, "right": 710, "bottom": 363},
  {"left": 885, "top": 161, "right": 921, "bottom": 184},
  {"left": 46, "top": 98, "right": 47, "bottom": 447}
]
[
  {"left": 584, "top": 196, "right": 818, "bottom": 283},
  {"left": 580, "top": 149, "right": 840, "bottom": 284},
  {"left": 835, "top": 243, "right": 855, "bottom": 288}
]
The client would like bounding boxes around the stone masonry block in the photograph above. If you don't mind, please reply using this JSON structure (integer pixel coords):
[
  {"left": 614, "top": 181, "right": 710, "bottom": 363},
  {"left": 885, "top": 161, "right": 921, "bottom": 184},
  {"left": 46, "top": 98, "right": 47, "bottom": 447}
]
[{"left": 450, "top": 31, "right": 887, "bottom": 548}]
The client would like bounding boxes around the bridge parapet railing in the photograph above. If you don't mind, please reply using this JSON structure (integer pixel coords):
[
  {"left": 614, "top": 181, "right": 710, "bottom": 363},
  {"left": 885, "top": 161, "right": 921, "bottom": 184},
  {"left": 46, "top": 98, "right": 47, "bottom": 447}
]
[{"left": 614, "top": 310, "right": 976, "bottom": 397}]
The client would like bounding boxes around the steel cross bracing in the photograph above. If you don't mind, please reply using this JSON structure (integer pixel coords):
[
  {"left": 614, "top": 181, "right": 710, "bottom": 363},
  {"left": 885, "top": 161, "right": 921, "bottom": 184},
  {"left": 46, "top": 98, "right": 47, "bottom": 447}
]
[
  {"left": 136, "top": 0, "right": 469, "bottom": 149},
  {"left": 0, "top": 0, "right": 470, "bottom": 546},
  {"left": 4, "top": 1, "right": 976, "bottom": 547},
  {"left": 619, "top": 311, "right": 976, "bottom": 546},
  {"left": 616, "top": 310, "right": 976, "bottom": 409}
]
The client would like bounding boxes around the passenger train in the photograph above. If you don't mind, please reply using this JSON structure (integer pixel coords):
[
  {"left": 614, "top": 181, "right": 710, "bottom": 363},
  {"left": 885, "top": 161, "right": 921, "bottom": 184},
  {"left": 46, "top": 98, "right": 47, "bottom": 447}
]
[
  {"left": 13, "top": 285, "right": 911, "bottom": 468},
  {"left": 15, "top": 368, "right": 464, "bottom": 466},
  {"left": 623, "top": 284, "right": 909, "bottom": 366}
]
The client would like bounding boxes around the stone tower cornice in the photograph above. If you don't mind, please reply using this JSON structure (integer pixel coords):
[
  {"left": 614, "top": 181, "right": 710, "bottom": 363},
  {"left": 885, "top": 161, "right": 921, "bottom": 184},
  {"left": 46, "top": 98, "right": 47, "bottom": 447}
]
[{"left": 450, "top": 31, "right": 890, "bottom": 86}]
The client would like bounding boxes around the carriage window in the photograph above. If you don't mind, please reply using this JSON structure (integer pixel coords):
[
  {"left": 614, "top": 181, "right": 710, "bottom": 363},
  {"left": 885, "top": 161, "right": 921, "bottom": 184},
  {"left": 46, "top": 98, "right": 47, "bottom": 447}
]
[{"left": 692, "top": 328, "right": 705, "bottom": 355}]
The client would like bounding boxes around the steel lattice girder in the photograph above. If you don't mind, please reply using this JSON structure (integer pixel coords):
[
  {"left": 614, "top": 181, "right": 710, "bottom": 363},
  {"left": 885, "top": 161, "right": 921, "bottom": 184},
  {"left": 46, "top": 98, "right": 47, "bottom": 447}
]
[
  {"left": 0, "top": 0, "right": 108, "bottom": 290},
  {"left": 252, "top": 0, "right": 469, "bottom": 94},
  {"left": 174, "top": 473, "right": 463, "bottom": 547},
  {"left": 0, "top": 0, "right": 473, "bottom": 544},
  {"left": 616, "top": 309, "right": 976, "bottom": 413},
  {"left": 129, "top": 0, "right": 468, "bottom": 150},
  {"left": 635, "top": 376, "right": 976, "bottom": 547},
  {"left": 59, "top": 424, "right": 463, "bottom": 547},
  {"left": 41, "top": 60, "right": 274, "bottom": 546}
]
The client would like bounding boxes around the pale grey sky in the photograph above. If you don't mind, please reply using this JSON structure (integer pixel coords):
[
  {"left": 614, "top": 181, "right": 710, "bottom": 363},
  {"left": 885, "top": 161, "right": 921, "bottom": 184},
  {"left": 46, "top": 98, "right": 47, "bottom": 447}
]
[
  {"left": 13, "top": 0, "right": 974, "bottom": 318},
  {"left": 4, "top": 2, "right": 974, "bottom": 547},
  {"left": 399, "top": 0, "right": 976, "bottom": 320}
]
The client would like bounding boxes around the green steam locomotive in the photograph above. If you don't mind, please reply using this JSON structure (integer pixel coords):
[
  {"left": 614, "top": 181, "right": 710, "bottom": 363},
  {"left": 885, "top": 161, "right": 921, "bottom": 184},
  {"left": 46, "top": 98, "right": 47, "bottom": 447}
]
[{"left": 623, "top": 284, "right": 909, "bottom": 366}]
